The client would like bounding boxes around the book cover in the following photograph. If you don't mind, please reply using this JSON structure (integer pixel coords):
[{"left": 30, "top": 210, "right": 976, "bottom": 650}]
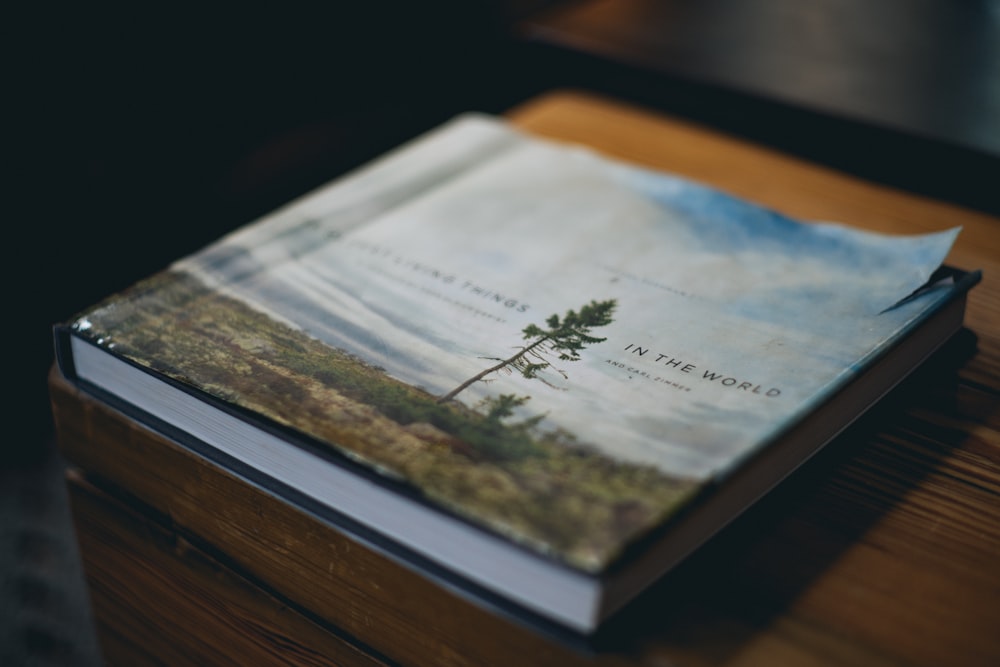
[{"left": 56, "top": 113, "right": 973, "bottom": 625}]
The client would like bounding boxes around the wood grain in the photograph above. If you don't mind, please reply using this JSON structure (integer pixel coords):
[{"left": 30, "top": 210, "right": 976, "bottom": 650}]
[
  {"left": 65, "top": 470, "right": 389, "bottom": 667},
  {"left": 51, "top": 90, "right": 1000, "bottom": 666}
]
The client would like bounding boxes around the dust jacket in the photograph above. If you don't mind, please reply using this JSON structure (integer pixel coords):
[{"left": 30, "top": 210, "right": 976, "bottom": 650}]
[{"left": 54, "top": 113, "right": 980, "bottom": 636}]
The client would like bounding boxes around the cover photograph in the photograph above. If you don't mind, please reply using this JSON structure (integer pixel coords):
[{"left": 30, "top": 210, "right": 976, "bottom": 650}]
[{"left": 57, "top": 113, "right": 973, "bottom": 631}]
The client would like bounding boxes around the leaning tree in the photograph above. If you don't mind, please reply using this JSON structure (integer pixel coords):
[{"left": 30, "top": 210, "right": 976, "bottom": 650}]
[{"left": 437, "top": 298, "right": 616, "bottom": 404}]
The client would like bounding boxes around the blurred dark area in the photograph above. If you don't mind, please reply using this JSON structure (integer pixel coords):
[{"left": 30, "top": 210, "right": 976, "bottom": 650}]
[
  {"left": 516, "top": 0, "right": 1000, "bottom": 215},
  {"left": 13, "top": 2, "right": 544, "bottom": 457}
]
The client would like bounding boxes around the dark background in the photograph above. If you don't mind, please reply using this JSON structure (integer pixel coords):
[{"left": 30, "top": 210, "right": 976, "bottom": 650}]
[{"left": 15, "top": 2, "right": 532, "bottom": 452}]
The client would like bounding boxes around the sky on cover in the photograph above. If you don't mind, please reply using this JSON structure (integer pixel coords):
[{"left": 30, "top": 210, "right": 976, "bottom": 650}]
[{"left": 180, "top": 115, "right": 959, "bottom": 478}]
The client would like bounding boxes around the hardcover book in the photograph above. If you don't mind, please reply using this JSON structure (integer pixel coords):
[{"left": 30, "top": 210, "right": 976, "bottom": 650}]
[{"left": 53, "top": 113, "right": 979, "bottom": 636}]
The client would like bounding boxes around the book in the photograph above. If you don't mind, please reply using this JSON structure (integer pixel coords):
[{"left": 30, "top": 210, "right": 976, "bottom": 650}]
[{"left": 53, "top": 112, "right": 980, "bottom": 637}]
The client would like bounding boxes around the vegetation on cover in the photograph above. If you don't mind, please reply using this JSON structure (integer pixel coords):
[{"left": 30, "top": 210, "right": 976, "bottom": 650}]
[
  {"left": 76, "top": 271, "right": 699, "bottom": 571},
  {"left": 438, "top": 298, "right": 617, "bottom": 403}
]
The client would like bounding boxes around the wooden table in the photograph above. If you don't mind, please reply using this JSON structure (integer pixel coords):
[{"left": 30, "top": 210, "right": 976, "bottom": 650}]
[{"left": 51, "top": 90, "right": 1000, "bottom": 666}]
